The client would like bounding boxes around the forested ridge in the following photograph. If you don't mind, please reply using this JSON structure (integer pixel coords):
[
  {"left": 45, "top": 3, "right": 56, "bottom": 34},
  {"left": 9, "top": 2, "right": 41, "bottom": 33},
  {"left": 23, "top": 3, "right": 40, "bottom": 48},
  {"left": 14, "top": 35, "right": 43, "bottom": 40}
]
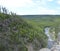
[{"left": 0, "top": 7, "right": 47, "bottom": 51}]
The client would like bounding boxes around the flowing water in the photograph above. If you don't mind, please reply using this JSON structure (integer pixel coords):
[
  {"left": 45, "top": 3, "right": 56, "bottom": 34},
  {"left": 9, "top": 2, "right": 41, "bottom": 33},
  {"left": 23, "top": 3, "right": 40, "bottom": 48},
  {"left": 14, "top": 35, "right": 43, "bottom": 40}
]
[
  {"left": 39, "top": 27, "right": 60, "bottom": 51},
  {"left": 45, "top": 27, "right": 55, "bottom": 49}
]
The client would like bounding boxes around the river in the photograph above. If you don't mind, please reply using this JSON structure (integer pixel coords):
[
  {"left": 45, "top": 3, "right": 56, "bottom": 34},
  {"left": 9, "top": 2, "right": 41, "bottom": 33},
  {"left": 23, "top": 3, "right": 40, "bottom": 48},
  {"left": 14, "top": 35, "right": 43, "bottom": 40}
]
[
  {"left": 45, "top": 27, "right": 55, "bottom": 49},
  {"left": 40, "top": 27, "right": 60, "bottom": 51}
]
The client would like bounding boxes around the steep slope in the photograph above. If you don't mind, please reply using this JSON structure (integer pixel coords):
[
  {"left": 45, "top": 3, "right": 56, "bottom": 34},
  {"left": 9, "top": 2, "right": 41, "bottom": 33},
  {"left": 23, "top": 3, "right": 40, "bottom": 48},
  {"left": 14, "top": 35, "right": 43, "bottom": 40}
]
[{"left": 0, "top": 13, "right": 47, "bottom": 51}]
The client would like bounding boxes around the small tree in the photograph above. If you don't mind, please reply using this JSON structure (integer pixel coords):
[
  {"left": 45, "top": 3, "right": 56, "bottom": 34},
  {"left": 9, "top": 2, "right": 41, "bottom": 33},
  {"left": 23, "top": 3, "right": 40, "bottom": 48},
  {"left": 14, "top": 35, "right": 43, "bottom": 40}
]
[
  {"left": 0, "top": 6, "right": 1, "bottom": 13},
  {"left": 4, "top": 8, "right": 8, "bottom": 14},
  {"left": 2, "top": 7, "right": 8, "bottom": 14}
]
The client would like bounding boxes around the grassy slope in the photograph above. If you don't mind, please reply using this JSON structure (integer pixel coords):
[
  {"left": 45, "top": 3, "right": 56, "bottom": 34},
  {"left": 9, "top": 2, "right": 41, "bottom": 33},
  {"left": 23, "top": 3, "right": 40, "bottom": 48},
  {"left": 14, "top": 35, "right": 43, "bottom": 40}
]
[{"left": 0, "top": 14, "right": 47, "bottom": 51}]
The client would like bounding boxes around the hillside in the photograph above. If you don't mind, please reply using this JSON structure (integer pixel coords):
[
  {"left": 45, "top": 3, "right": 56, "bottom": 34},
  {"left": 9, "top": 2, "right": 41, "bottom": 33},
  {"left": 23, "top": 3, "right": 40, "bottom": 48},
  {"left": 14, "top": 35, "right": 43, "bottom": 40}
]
[
  {"left": 21, "top": 15, "right": 60, "bottom": 37},
  {"left": 0, "top": 12, "right": 47, "bottom": 51}
]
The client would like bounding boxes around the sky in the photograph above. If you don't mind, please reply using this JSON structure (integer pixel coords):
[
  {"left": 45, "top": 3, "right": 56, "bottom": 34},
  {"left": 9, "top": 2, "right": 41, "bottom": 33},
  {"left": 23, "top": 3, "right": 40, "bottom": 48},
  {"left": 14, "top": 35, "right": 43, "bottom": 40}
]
[{"left": 0, "top": 0, "right": 60, "bottom": 15}]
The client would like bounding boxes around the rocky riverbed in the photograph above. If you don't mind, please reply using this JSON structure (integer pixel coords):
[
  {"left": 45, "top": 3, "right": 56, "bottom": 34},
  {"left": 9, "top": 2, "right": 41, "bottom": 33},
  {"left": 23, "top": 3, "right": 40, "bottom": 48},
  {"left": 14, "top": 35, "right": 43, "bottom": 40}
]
[
  {"left": 39, "top": 43, "right": 60, "bottom": 51},
  {"left": 40, "top": 27, "right": 60, "bottom": 51}
]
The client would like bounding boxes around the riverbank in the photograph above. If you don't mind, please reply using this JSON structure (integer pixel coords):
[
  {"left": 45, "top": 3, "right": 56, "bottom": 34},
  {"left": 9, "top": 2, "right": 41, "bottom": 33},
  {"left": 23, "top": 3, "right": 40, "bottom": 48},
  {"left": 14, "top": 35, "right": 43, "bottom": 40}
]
[{"left": 40, "top": 42, "right": 60, "bottom": 51}]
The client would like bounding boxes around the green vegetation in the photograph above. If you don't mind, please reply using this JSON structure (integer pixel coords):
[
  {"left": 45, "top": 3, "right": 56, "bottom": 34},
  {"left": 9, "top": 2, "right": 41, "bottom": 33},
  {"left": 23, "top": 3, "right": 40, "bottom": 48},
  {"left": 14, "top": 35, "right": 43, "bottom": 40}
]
[
  {"left": 0, "top": 7, "right": 47, "bottom": 51},
  {"left": 21, "top": 15, "right": 60, "bottom": 39},
  {"left": 1, "top": 6, "right": 60, "bottom": 51}
]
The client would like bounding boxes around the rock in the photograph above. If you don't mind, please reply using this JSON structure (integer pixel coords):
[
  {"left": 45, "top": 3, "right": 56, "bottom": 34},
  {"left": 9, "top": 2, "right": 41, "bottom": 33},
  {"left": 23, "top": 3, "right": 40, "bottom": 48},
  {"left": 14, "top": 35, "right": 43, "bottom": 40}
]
[
  {"left": 39, "top": 48, "right": 51, "bottom": 51},
  {"left": 51, "top": 45, "right": 60, "bottom": 51}
]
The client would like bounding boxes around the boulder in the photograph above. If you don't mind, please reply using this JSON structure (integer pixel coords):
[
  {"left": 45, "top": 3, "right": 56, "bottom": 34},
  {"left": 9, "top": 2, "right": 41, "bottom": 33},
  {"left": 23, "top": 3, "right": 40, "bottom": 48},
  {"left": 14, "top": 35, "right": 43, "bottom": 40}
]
[{"left": 39, "top": 48, "right": 51, "bottom": 51}]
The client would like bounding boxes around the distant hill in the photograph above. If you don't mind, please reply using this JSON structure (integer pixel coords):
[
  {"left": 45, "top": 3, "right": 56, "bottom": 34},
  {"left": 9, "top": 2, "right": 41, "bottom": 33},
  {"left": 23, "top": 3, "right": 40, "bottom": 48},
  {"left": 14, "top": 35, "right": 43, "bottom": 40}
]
[{"left": 20, "top": 15, "right": 60, "bottom": 18}]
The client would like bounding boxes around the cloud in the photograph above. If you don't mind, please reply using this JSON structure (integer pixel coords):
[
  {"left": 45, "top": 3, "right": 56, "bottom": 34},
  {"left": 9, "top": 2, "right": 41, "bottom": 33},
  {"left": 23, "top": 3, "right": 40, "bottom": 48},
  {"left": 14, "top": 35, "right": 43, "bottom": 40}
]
[
  {"left": 0, "top": 0, "right": 35, "bottom": 13},
  {"left": 57, "top": 0, "right": 60, "bottom": 4},
  {"left": 57, "top": 7, "right": 60, "bottom": 10},
  {"left": 48, "top": 0, "right": 53, "bottom": 2},
  {"left": 17, "top": 6, "right": 59, "bottom": 15},
  {"left": 0, "top": 0, "right": 60, "bottom": 15},
  {"left": 39, "top": 9, "right": 58, "bottom": 15},
  {"left": 35, "top": 7, "right": 58, "bottom": 15},
  {"left": 0, "top": 0, "right": 34, "bottom": 8}
]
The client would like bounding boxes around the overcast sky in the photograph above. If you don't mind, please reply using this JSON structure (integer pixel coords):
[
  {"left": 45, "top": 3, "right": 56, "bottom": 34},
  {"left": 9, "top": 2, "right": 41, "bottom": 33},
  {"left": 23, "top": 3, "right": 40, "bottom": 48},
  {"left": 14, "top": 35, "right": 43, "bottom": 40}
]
[{"left": 0, "top": 0, "right": 60, "bottom": 15}]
